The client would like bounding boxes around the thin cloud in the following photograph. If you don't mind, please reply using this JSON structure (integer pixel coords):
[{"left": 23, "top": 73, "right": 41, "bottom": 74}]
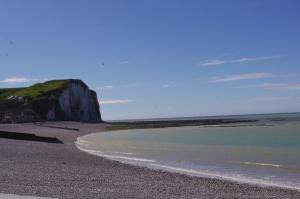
[
  {"left": 250, "top": 96, "right": 291, "bottom": 102},
  {"left": 231, "top": 56, "right": 277, "bottom": 63},
  {"left": 0, "top": 77, "right": 48, "bottom": 84},
  {"left": 119, "top": 60, "right": 129, "bottom": 65},
  {"left": 201, "top": 60, "right": 226, "bottom": 66},
  {"left": 94, "top": 85, "right": 113, "bottom": 90},
  {"left": 99, "top": 99, "right": 133, "bottom": 105},
  {"left": 162, "top": 84, "right": 170, "bottom": 88},
  {"left": 200, "top": 56, "right": 277, "bottom": 66},
  {"left": 1, "top": 77, "right": 29, "bottom": 83},
  {"left": 212, "top": 73, "right": 274, "bottom": 83},
  {"left": 260, "top": 83, "right": 300, "bottom": 91}
]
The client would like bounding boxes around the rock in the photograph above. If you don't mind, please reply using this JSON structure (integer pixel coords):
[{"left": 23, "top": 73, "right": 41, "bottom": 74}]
[{"left": 0, "top": 79, "right": 102, "bottom": 123}]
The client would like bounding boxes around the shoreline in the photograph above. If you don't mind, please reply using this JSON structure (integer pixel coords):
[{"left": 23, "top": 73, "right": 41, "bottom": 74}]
[
  {"left": 76, "top": 140, "right": 300, "bottom": 192},
  {"left": 0, "top": 122, "right": 299, "bottom": 198},
  {"left": 76, "top": 126, "right": 300, "bottom": 192}
]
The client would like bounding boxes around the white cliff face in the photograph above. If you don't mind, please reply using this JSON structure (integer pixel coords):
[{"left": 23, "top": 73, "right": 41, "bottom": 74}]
[
  {"left": 46, "top": 81, "right": 101, "bottom": 122},
  {"left": 0, "top": 79, "right": 101, "bottom": 123}
]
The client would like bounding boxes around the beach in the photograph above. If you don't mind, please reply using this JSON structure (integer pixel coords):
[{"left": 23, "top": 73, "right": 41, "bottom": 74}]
[{"left": 0, "top": 122, "right": 300, "bottom": 199}]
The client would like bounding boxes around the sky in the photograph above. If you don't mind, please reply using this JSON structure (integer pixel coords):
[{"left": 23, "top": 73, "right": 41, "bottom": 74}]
[{"left": 0, "top": 0, "right": 300, "bottom": 120}]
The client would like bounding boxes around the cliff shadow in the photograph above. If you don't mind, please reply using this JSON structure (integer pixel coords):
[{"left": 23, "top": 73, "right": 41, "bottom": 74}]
[{"left": 0, "top": 131, "right": 63, "bottom": 144}]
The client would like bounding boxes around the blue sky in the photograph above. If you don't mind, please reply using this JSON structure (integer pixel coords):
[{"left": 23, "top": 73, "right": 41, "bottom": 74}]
[{"left": 0, "top": 0, "right": 300, "bottom": 120}]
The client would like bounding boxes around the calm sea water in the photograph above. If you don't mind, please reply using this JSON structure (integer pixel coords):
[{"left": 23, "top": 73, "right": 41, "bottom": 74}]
[{"left": 76, "top": 113, "right": 300, "bottom": 190}]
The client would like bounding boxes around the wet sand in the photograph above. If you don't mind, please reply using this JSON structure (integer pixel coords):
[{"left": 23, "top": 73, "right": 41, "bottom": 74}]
[{"left": 0, "top": 122, "right": 299, "bottom": 199}]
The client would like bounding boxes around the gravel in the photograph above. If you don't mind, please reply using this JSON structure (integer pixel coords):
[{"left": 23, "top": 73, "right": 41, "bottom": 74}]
[{"left": 0, "top": 122, "right": 299, "bottom": 199}]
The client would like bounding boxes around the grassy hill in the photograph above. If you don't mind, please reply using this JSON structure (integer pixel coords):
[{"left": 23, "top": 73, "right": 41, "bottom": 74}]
[
  {"left": 0, "top": 80, "right": 70, "bottom": 121},
  {"left": 0, "top": 79, "right": 101, "bottom": 123},
  {"left": 0, "top": 80, "right": 68, "bottom": 101}
]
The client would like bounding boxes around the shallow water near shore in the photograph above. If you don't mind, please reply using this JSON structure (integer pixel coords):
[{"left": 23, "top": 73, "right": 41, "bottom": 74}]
[{"left": 76, "top": 113, "right": 300, "bottom": 190}]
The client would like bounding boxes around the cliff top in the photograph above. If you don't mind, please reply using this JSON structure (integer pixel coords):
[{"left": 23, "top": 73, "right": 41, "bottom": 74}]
[{"left": 0, "top": 79, "right": 87, "bottom": 101}]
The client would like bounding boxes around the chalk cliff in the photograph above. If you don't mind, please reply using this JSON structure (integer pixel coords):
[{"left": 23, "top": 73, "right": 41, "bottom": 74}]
[{"left": 0, "top": 79, "right": 101, "bottom": 123}]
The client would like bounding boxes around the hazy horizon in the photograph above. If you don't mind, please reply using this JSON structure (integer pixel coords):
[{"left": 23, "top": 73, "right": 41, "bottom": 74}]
[
  {"left": 1, "top": 0, "right": 300, "bottom": 120},
  {"left": 105, "top": 111, "right": 300, "bottom": 122}
]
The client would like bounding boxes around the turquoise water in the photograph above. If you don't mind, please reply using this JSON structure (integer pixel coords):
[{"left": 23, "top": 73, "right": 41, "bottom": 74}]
[{"left": 77, "top": 113, "right": 300, "bottom": 190}]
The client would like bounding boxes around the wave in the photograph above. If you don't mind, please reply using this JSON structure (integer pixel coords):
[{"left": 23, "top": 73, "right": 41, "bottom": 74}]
[
  {"left": 101, "top": 155, "right": 156, "bottom": 163},
  {"left": 111, "top": 151, "right": 135, "bottom": 155},
  {"left": 147, "top": 163, "right": 300, "bottom": 191},
  {"left": 243, "top": 162, "right": 281, "bottom": 168},
  {"left": 76, "top": 140, "right": 155, "bottom": 163}
]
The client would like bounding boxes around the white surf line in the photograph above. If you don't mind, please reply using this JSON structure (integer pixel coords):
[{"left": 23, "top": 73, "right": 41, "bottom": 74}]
[
  {"left": 76, "top": 143, "right": 155, "bottom": 163},
  {"left": 0, "top": 193, "right": 56, "bottom": 199},
  {"left": 101, "top": 154, "right": 156, "bottom": 163},
  {"left": 111, "top": 151, "right": 134, "bottom": 155},
  {"left": 243, "top": 161, "right": 281, "bottom": 168},
  {"left": 148, "top": 163, "right": 300, "bottom": 191}
]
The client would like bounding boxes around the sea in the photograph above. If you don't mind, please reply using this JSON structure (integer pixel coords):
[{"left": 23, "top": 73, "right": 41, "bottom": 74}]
[{"left": 76, "top": 113, "right": 300, "bottom": 190}]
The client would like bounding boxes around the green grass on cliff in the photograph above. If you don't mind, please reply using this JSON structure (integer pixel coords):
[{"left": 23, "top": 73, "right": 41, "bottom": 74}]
[{"left": 0, "top": 80, "right": 68, "bottom": 101}]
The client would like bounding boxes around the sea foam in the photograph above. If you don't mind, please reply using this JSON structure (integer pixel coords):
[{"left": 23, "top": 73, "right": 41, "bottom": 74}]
[{"left": 243, "top": 162, "right": 281, "bottom": 168}]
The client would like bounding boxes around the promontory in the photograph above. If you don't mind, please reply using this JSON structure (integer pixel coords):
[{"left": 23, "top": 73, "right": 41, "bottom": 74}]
[{"left": 0, "top": 79, "right": 101, "bottom": 123}]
